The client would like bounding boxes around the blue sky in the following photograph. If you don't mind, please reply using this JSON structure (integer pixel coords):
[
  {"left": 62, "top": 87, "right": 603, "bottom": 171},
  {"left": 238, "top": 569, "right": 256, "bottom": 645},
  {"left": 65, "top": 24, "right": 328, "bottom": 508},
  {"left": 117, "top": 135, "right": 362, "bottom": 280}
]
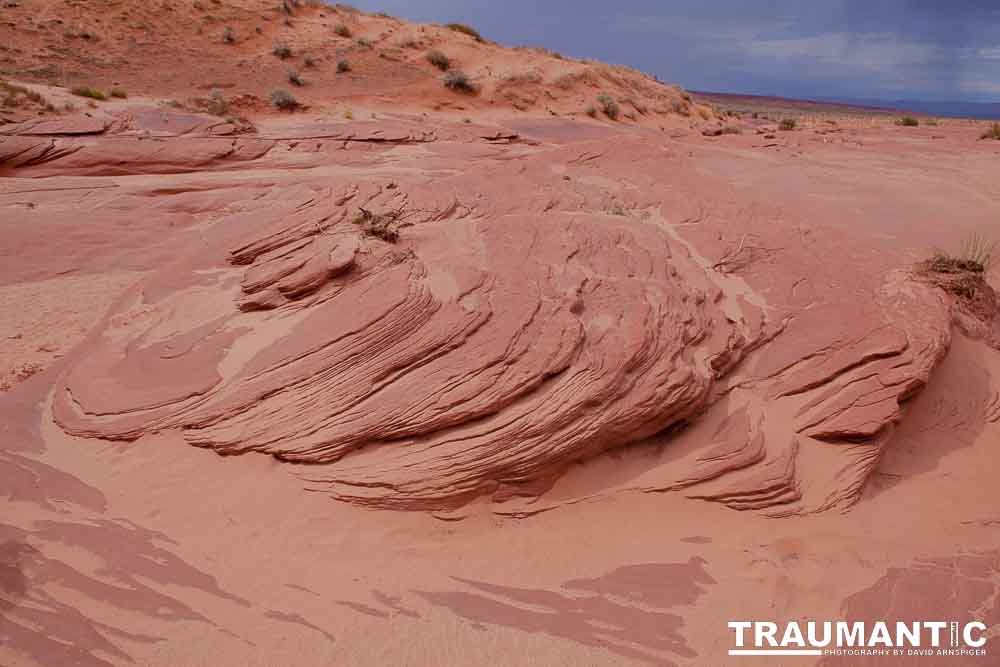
[{"left": 345, "top": 1, "right": 1000, "bottom": 102}]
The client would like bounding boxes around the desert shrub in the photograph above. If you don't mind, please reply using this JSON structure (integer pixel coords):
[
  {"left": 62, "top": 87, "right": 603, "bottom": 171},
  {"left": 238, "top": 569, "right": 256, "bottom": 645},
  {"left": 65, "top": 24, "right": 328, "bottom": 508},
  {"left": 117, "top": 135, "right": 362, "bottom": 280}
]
[
  {"left": 426, "top": 49, "right": 450, "bottom": 71},
  {"left": 207, "top": 88, "right": 227, "bottom": 114},
  {"left": 925, "top": 234, "right": 996, "bottom": 274},
  {"left": 779, "top": 118, "right": 797, "bottom": 131},
  {"left": 71, "top": 86, "right": 106, "bottom": 100},
  {"left": 287, "top": 68, "right": 304, "bottom": 86},
  {"left": 443, "top": 70, "right": 476, "bottom": 92},
  {"left": 398, "top": 38, "right": 419, "bottom": 48},
  {"left": 222, "top": 26, "right": 235, "bottom": 43},
  {"left": 980, "top": 123, "right": 1000, "bottom": 140},
  {"left": 344, "top": 110, "right": 354, "bottom": 119},
  {"left": 337, "top": 59, "right": 351, "bottom": 72},
  {"left": 897, "top": 116, "right": 919, "bottom": 127},
  {"left": 352, "top": 208, "right": 399, "bottom": 242},
  {"left": 585, "top": 104, "right": 597, "bottom": 118},
  {"left": 109, "top": 88, "right": 128, "bottom": 99},
  {"left": 721, "top": 125, "right": 741, "bottom": 135},
  {"left": 334, "top": 23, "right": 351, "bottom": 37},
  {"left": 303, "top": 54, "right": 316, "bottom": 67},
  {"left": 273, "top": 42, "right": 292, "bottom": 58},
  {"left": 446, "top": 23, "right": 482, "bottom": 41},
  {"left": 270, "top": 87, "right": 299, "bottom": 109},
  {"left": 356, "top": 37, "right": 371, "bottom": 47},
  {"left": 596, "top": 94, "right": 619, "bottom": 120}
]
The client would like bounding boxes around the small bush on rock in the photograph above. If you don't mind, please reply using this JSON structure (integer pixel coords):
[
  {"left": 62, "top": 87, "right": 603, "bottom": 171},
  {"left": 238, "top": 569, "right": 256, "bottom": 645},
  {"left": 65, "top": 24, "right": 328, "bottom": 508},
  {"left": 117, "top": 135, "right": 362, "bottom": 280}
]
[{"left": 270, "top": 88, "right": 299, "bottom": 109}]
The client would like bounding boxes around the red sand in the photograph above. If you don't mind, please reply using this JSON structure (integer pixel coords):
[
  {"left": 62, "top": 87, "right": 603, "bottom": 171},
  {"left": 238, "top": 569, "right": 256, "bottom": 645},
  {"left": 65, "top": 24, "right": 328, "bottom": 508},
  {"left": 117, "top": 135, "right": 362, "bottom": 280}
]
[{"left": 2, "top": 2, "right": 1000, "bottom": 665}]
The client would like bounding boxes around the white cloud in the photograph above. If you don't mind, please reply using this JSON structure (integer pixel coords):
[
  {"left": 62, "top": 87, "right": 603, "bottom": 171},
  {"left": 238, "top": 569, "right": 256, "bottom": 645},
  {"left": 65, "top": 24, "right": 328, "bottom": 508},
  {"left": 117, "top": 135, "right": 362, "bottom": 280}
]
[
  {"left": 958, "top": 77, "right": 1000, "bottom": 94},
  {"left": 976, "top": 46, "right": 1000, "bottom": 60},
  {"left": 741, "top": 32, "right": 945, "bottom": 70}
]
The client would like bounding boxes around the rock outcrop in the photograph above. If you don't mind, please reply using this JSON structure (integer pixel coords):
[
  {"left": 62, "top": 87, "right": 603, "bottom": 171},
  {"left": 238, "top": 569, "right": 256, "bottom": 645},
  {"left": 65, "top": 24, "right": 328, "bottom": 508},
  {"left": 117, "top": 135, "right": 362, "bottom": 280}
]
[{"left": 3, "top": 108, "right": 953, "bottom": 512}]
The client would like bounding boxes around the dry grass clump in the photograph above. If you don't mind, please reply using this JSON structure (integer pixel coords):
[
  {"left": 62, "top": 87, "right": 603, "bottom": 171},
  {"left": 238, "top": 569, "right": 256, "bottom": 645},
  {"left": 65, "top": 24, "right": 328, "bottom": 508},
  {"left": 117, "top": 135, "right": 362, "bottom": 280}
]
[
  {"left": 918, "top": 234, "right": 999, "bottom": 325},
  {"left": 446, "top": 23, "right": 482, "bottom": 41},
  {"left": 426, "top": 49, "right": 450, "bottom": 71},
  {"left": 334, "top": 23, "right": 351, "bottom": 38},
  {"left": 920, "top": 234, "right": 996, "bottom": 297},
  {"left": 1, "top": 81, "right": 53, "bottom": 110},
  {"left": 110, "top": 88, "right": 127, "bottom": 99},
  {"left": 779, "top": 118, "right": 797, "bottom": 131}
]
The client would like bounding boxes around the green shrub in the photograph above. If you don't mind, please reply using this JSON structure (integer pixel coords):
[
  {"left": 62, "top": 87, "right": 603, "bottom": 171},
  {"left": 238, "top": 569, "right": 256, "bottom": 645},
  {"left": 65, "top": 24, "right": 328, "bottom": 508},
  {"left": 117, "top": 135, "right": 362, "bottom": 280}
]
[
  {"left": 897, "top": 116, "right": 919, "bottom": 127},
  {"left": 426, "top": 49, "right": 450, "bottom": 71},
  {"left": 109, "top": 88, "right": 127, "bottom": 99},
  {"left": 779, "top": 118, "right": 797, "bottom": 131},
  {"left": 71, "top": 86, "right": 107, "bottom": 100}
]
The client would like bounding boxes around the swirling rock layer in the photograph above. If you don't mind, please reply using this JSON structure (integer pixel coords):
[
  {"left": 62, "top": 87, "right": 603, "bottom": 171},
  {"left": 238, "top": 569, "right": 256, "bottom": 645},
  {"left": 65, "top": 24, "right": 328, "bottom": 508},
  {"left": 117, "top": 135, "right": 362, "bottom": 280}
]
[{"left": 3, "top": 108, "right": 954, "bottom": 512}]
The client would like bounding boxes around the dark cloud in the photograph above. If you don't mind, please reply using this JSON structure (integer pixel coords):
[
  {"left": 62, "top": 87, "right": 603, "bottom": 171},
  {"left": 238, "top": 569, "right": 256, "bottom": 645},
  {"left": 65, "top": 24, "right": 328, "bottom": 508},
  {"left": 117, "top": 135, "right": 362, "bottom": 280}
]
[{"left": 345, "top": 1, "right": 1000, "bottom": 101}]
